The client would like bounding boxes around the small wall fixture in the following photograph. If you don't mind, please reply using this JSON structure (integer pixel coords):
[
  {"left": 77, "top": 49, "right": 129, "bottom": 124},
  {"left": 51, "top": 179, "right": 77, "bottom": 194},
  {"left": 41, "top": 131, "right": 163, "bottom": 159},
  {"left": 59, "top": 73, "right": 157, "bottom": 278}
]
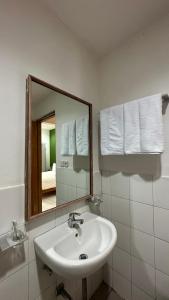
[{"left": 0, "top": 221, "right": 27, "bottom": 255}]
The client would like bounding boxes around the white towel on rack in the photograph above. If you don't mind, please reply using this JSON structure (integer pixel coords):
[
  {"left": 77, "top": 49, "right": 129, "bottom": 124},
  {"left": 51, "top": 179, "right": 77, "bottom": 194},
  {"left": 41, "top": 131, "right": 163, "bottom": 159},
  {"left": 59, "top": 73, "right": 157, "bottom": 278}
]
[
  {"left": 76, "top": 115, "right": 89, "bottom": 156},
  {"left": 124, "top": 100, "right": 140, "bottom": 154},
  {"left": 139, "top": 94, "right": 164, "bottom": 153},
  {"left": 100, "top": 104, "right": 124, "bottom": 155},
  {"left": 68, "top": 120, "right": 76, "bottom": 155},
  {"left": 60, "top": 123, "right": 69, "bottom": 155}
]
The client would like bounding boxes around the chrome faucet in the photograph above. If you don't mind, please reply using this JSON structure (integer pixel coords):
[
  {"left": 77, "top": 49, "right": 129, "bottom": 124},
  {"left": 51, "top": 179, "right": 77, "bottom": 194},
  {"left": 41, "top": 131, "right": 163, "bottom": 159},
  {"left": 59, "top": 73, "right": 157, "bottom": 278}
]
[
  {"left": 11, "top": 221, "right": 25, "bottom": 241},
  {"left": 68, "top": 212, "right": 84, "bottom": 228}
]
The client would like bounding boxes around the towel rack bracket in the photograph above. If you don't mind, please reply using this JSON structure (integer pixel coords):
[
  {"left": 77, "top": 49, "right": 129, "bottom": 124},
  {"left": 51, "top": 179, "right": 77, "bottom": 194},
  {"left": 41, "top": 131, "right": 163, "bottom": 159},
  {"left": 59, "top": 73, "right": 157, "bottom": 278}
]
[
  {"left": 162, "top": 94, "right": 169, "bottom": 114},
  {"left": 162, "top": 94, "right": 169, "bottom": 103}
]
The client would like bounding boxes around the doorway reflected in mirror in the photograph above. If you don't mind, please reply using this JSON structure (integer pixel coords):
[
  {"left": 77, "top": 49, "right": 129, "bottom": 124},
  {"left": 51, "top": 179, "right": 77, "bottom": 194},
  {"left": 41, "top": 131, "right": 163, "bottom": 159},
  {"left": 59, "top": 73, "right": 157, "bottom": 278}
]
[
  {"left": 31, "top": 111, "right": 57, "bottom": 215},
  {"left": 41, "top": 114, "right": 56, "bottom": 211}
]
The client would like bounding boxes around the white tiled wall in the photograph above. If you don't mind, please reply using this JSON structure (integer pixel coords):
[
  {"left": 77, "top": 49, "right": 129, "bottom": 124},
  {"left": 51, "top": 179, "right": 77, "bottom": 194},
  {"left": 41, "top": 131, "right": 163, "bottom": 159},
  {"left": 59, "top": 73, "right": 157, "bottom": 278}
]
[
  {"left": 56, "top": 167, "right": 90, "bottom": 204},
  {"left": 101, "top": 172, "right": 169, "bottom": 300},
  {"left": 0, "top": 185, "right": 25, "bottom": 235},
  {"left": 99, "top": 14, "right": 169, "bottom": 300},
  {"left": 0, "top": 171, "right": 103, "bottom": 300}
]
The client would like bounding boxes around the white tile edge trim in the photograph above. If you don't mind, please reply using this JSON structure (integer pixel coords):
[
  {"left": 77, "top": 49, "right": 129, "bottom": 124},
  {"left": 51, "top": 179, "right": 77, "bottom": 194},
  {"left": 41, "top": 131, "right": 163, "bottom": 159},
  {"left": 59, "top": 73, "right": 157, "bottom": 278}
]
[{"left": 0, "top": 184, "right": 24, "bottom": 191}]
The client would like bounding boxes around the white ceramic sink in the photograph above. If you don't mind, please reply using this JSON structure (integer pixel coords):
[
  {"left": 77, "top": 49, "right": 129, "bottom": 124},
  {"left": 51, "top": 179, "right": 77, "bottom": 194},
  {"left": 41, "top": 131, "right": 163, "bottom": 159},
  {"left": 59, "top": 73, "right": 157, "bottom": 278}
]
[{"left": 34, "top": 212, "right": 117, "bottom": 279}]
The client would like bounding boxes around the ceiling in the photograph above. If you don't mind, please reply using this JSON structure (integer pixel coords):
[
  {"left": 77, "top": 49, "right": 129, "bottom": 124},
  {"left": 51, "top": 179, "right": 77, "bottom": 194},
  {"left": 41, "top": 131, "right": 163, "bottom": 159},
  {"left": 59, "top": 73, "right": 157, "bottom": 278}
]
[
  {"left": 42, "top": 122, "right": 55, "bottom": 130},
  {"left": 43, "top": 0, "right": 169, "bottom": 57},
  {"left": 32, "top": 81, "right": 54, "bottom": 104}
]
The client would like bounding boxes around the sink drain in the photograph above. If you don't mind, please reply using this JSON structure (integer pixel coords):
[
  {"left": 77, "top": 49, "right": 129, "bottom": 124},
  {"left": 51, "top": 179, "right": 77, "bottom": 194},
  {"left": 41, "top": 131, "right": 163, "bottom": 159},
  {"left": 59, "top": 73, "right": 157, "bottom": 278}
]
[{"left": 79, "top": 253, "right": 88, "bottom": 260}]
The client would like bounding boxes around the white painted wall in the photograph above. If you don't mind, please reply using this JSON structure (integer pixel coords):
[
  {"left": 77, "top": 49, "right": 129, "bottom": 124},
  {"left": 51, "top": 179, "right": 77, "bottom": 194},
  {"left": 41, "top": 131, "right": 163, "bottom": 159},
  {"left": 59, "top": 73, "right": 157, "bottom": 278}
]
[
  {"left": 0, "top": 0, "right": 99, "bottom": 229},
  {"left": 99, "top": 14, "right": 169, "bottom": 299},
  {"left": 0, "top": 0, "right": 99, "bottom": 189},
  {"left": 99, "top": 14, "right": 169, "bottom": 176}
]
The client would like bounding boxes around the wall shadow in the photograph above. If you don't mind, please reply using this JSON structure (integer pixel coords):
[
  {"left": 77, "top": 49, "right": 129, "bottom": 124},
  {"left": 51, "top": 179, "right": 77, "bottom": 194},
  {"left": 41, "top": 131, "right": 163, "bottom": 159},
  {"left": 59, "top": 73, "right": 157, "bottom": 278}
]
[{"left": 0, "top": 244, "right": 26, "bottom": 279}]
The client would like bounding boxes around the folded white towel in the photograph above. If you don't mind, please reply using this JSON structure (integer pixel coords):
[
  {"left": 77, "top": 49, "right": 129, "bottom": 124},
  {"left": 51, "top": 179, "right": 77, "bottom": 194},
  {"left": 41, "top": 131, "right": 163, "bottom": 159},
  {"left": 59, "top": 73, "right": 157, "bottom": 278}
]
[
  {"left": 139, "top": 94, "right": 163, "bottom": 153},
  {"left": 76, "top": 115, "right": 89, "bottom": 156},
  {"left": 124, "top": 94, "right": 163, "bottom": 154},
  {"left": 124, "top": 100, "right": 140, "bottom": 154},
  {"left": 100, "top": 104, "right": 124, "bottom": 155},
  {"left": 68, "top": 120, "right": 76, "bottom": 155},
  {"left": 60, "top": 123, "right": 69, "bottom": 155}
]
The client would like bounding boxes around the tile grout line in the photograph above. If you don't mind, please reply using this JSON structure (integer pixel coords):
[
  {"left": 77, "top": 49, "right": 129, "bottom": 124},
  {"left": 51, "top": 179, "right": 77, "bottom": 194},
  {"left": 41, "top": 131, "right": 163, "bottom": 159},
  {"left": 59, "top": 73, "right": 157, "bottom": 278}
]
[
  {"left": 114, "top": 242, "right": 169, "bottom": 280},
  {"left": 129, "top": 175, "right": 133, "bottom": 299},
  {"left": 0, "top": 264, "right": 29, "bottom": 285},
  {"left": 0, "top": 183, "right": 24, "bottom": 190},
  {"left": 115, "top": 244, "right": 154, "bottom": 269},
  {"left": 28, "top": 220, "right": 30, "bottom": 300},
  {"left": 110, "top": 215, "right": 169, "bottom": 246},
  {"left": 101, "top": 171, "right": 169, "bottom": 299},
  {"left": 152, "top": 175, "right": 156, "bottom": 299},
  {"left": 112, "top": 268, "right": 155, "bottom": 300},
  {"left": 102, "top": 189, "right": 169, "bottom": 210}
]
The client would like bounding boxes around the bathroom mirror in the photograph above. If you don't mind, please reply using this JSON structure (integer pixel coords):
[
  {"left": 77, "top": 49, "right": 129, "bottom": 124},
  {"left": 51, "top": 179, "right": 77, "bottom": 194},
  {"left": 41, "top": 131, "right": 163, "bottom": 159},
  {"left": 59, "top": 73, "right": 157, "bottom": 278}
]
[{"left": 25, "top": 75, "right": 93, "bottom": 220}]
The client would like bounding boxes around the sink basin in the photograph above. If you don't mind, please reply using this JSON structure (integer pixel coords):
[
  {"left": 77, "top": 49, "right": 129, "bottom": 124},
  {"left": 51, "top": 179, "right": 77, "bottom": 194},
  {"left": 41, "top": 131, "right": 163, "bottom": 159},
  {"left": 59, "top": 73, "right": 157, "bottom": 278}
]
[{"left": 34, "top": 212, "right": 117, "bottom": 278}]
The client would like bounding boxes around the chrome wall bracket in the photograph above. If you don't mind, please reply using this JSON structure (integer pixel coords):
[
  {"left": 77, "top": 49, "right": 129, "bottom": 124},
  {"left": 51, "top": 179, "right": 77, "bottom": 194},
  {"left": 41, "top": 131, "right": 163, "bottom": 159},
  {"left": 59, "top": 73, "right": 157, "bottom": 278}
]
[{"left": 0, "top": 224, "right": 27, "bottom": 255}]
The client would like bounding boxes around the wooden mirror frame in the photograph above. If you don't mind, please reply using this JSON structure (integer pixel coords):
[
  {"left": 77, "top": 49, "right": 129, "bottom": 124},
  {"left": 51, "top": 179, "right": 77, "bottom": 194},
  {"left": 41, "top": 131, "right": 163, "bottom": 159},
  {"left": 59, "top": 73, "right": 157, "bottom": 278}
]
[{"left": 25, "top": 75, "right": 93, "bottom": 221}]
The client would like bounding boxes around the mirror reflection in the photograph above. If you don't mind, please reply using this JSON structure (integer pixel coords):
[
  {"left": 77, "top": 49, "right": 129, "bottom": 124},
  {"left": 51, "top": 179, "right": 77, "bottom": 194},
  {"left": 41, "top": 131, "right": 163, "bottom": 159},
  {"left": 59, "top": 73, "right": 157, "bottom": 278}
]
[
  {"left": 30, "top": 79, "right": 91, "bottom": 216},
  {"left": 41, "top": 114, "right": 56, "bottom": 211}
]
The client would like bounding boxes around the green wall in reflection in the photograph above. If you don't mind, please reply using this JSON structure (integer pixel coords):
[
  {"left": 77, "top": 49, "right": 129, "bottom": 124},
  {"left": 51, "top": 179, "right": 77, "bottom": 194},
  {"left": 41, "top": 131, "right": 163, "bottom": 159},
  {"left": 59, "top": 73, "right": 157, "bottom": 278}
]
[{"left": 50, "top": 129, "right": 56, "bottom": 167}]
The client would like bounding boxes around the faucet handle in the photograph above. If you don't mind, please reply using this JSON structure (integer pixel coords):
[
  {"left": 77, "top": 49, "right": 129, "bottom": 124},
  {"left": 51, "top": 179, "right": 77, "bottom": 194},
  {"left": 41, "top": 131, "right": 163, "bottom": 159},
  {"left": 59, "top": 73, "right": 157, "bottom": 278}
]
[
  {"left": 12, "top": 220, "right": 18, "bottom": 233},
  {"left": 69, "top": 212, "right": 81, "bottom": 219},
  {"left": 12, "top": 220, "right": 19, "bottom": 241},
  {"left": 11, "top": 220, "right": 26, "bottom": 242},
  {"left": 12, "top": 220, "right": 17, "bottom": 228},
  {"left": 88, "top": 194, "right": 103, "bottom": 206}
]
